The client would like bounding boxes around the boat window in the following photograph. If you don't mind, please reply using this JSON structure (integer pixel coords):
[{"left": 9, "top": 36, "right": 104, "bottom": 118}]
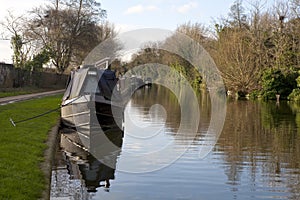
[
  {"left": 69, "top": 68, "right": 89, "bottom": 98},
  {"left": 82, "top": 75, "right": 100, "bottom": 94},
  {"left": 62, "top": 71, "right": 74, "bottom": 101}
]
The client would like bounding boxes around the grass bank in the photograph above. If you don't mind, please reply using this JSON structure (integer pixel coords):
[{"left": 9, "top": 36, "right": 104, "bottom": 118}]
[
  {"left": 0, "top": 87, "right": 50, "bottom": 98},
  {"left": 0, "top": 95, "right": 61, "bottom": 199}
]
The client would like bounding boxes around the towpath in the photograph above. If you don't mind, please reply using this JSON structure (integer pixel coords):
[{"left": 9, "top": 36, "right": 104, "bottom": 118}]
[{"left": 0, "top": 89, "right": 65, "bottom": 105}]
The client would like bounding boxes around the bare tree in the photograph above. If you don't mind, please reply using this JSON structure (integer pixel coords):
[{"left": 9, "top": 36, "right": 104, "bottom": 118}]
[
  {"left": 0, "top": 11, "right": 32, "bottom": 67},
  {"left": 176, "top": 21, "right": 208, "bottom": 44},
  {"left": 290, "top": 0, "right": 300, "bottom": 18},
  {"left": 209, "top": 1, "right": 269, "bottom": 94},
  {"left": 26, "top": 0, "right": 113, "bottom": 73},
  {"left": 289, "top": 0, "right": 300, "bottom": 68},
  {"left": 228, "top": 0, "right": 248, "bottom": 29},
  {"left": 212, "top": 27, "right": 260, "bottom": 94}
]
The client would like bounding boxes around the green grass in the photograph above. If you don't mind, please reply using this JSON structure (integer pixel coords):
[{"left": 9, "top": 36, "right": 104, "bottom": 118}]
[
  {"left": 0, "top": 95, "right": 61, "bottom": 199},
  {"left": 0, "top": 87, "right": 49, "bottom": 98}
]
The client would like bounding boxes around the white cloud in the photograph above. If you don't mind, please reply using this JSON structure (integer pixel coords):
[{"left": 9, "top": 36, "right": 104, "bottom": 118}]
[
  {"left": 124, "top": 4, "right": 143, "bottom": 14},
  {"left": 124, "top": 4, "right": 159, "bottom": 15},
  {"left": 176, "top": 1, "right": 198, "bottom": 14},
  {"left": 147, "top": 5, "right": 159, "bottom": 11},
  {"left": 114, "top": 23, "right": 142, "bottom": 33}
]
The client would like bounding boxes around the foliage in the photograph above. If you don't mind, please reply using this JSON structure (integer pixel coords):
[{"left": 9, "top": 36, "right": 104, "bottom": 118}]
[
  {"left": 210, "top": 0, "right": 265, "bottom": 95},
  {"left": 1, "top": 0, "right": 116, "bottom": 73},
  {"left": 10, "top": 34, "right": 24, "bottom": 67},
  {"left": 24, "top": 48, "right": 51, "bottom": 71},
  {"left": 207, "top": 1, "right": 300, "bottom": 98},
  {"left": 248, "top": 90, "right": 260, "bottom": 100},
  {"left": 261, "top": 69, "right": 297, "bottom": 100},
  {"left": 176, "top": 21, "right": 208, "bottom": 43},
  {"left": 0, "top": 12, "right": 31, "bottom": 68},
  {"left": 288, "top": 71, "right": 300, "bottom": 101},
  {"left": 2, "top": 0, "right": 300, "bottom": 95},
  {"left": 288, "top": 88, "right": 300, "bottom": 101},
  {"left": 26, "top": 0, "right": 110, "bottom": 73},
  {"left": 122, "top": 47, "right": 203, "bottom": 91}
]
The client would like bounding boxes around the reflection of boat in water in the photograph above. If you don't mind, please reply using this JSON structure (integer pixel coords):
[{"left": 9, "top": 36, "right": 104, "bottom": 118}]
[
  {"left": 130, "top": 75, "right": 144, "bottom": 89},
  {"left": 61, "top": 58, "right": 124, "bottom": 151},
  {"left": 144, "top": 77, "right": 152, "bottom": 86},
  {"left": 51, "top": 127, "right": 123, "bottom": 197}
]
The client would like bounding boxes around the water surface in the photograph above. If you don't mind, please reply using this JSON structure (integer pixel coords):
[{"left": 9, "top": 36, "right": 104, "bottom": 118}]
[{"left": 51, "top": 85, "right": 300, "bottom": 200}]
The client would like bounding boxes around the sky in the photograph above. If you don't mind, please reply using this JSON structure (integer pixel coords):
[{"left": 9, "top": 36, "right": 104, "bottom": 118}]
[
  {"left": 0, "top": 0, "right": 271, "bottom": 63},
  {"left": 100, "top": 0, "right": 236, "bottom": 33}
]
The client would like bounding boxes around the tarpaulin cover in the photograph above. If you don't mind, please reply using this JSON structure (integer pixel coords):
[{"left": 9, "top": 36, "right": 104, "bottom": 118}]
[{"left": 63, "top": 67, "right": 121, "bottom": 101}]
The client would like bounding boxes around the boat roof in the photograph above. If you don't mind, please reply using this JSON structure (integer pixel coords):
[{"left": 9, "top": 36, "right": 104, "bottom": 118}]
[{"left": 62, "top": 66, "right": 119, "bottom": 101}]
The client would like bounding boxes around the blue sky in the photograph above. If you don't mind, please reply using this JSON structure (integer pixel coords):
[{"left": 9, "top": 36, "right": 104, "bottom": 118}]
[
  {"left": 100, "top": 0, "right": 236, "bottom": 33},
  {"left": 0, "top": 0, "right": 273, "bottom": 63}
]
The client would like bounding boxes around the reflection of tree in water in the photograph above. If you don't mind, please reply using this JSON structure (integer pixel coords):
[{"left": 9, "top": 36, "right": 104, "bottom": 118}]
[
  {"left": 217, "top": 100, "right": 300, "bottom": 198},
  {"left": 129, "top": 84, "right": 212, "bottom": 139},
  {"left": 261, "top": 101, "right": 296, "bottom": 129},
  {"left": 130, "top": 84, "right": 181, "bottom": 132},
  {"left": 286, "top": 102, "right": 300, "bottom": 135}
]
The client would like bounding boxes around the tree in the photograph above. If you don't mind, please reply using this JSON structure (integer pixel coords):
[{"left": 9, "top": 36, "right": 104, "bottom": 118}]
[
  {"left": 291, "top": 0, "right": 300, "bottom": 18},
  {"left": 1, "top": 0, "right": 116, "bottom": 72},
  {"left": 261, "top": 68, "right": 297, "bottom": 99},
  {"left": 0, "top": 12, "right": 31, "bottom": 68},
  {"left": 228, "top": 0, "right": 248, "bottom": 29},
  {"left": 288, "top": 0, "right": 300, "bottom": 69},
  {"left": 26, "top": 0, "right": 114, "bottom": 73},
  {"left": 176, "top": 21, "right": 208, "bottom": 44},
  {"left": 212, "top": 26, "right": 262, "bottom": 95},
  {"left": 208, "top": 0, "right": 300, "bottom": 97},
  {"left": 24, "top": 48, "right": 51, "bottom": 71},
  {"left": 211, "top": 1, "right": 260, "bottom": 95}
]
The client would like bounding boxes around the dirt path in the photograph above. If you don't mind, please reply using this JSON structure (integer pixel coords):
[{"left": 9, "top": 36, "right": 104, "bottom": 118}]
[{"left": 0, "top": 89, "right": 65, "bottom": 105}]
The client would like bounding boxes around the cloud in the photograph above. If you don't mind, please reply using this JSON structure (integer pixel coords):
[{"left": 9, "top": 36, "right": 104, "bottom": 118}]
[
  {"left": 124, "top": 4, "right": 159, "bottom": 15},
  {"left": 114, "top": 23, "right": 142, "bottom": 33},
  {"left": 147, "top": 6, "right": 159, "bottom": 11},
  {"left": 176, "top": 1, "right": 198, "bottom": 14}
]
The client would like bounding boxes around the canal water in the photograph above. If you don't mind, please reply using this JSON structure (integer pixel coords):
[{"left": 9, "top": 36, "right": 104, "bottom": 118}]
[{"left": 51, "top": 85, "right": 300, "bottom": 200}]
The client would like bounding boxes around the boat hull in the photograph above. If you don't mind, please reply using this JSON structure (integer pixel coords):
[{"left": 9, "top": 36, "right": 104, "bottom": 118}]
[{"left": 61, "top": 95, "right": 124, "bottom": 151}]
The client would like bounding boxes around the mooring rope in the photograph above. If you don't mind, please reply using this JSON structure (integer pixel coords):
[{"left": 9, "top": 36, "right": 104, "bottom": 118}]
[
  {"left": 10, "top": 106, "right": 61, "bottom": 127},
  {"left": 9, "top": 95, "right": 85, "bottom": 127}
]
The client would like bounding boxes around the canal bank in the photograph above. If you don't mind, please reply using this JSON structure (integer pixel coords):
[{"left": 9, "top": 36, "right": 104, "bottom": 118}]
[
  {"left": 0, "top": 94, "right": 62, "bottom": 199},
  {"left": 40, "top": 121, "right": 61, "bottom": 200}
]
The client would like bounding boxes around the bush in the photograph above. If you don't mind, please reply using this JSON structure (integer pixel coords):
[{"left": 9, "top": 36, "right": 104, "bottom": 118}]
[
  {"left": 261, "top": 69, "right": 297, "bottom": 100},
  {"left": 262, "top": 90, "right": 278, "bottom": 100},
  {"left": 249, "top": 90, "right": 261, "bottom": 100},
  {"left": 288, "top": 88, "right": 300, "bottom": 101},
  {"left": 296, "top": 75, "right": 300, "bottom": 87},
  {"left": 287, "top": 71, "right": 300, "bottom": 101}
]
